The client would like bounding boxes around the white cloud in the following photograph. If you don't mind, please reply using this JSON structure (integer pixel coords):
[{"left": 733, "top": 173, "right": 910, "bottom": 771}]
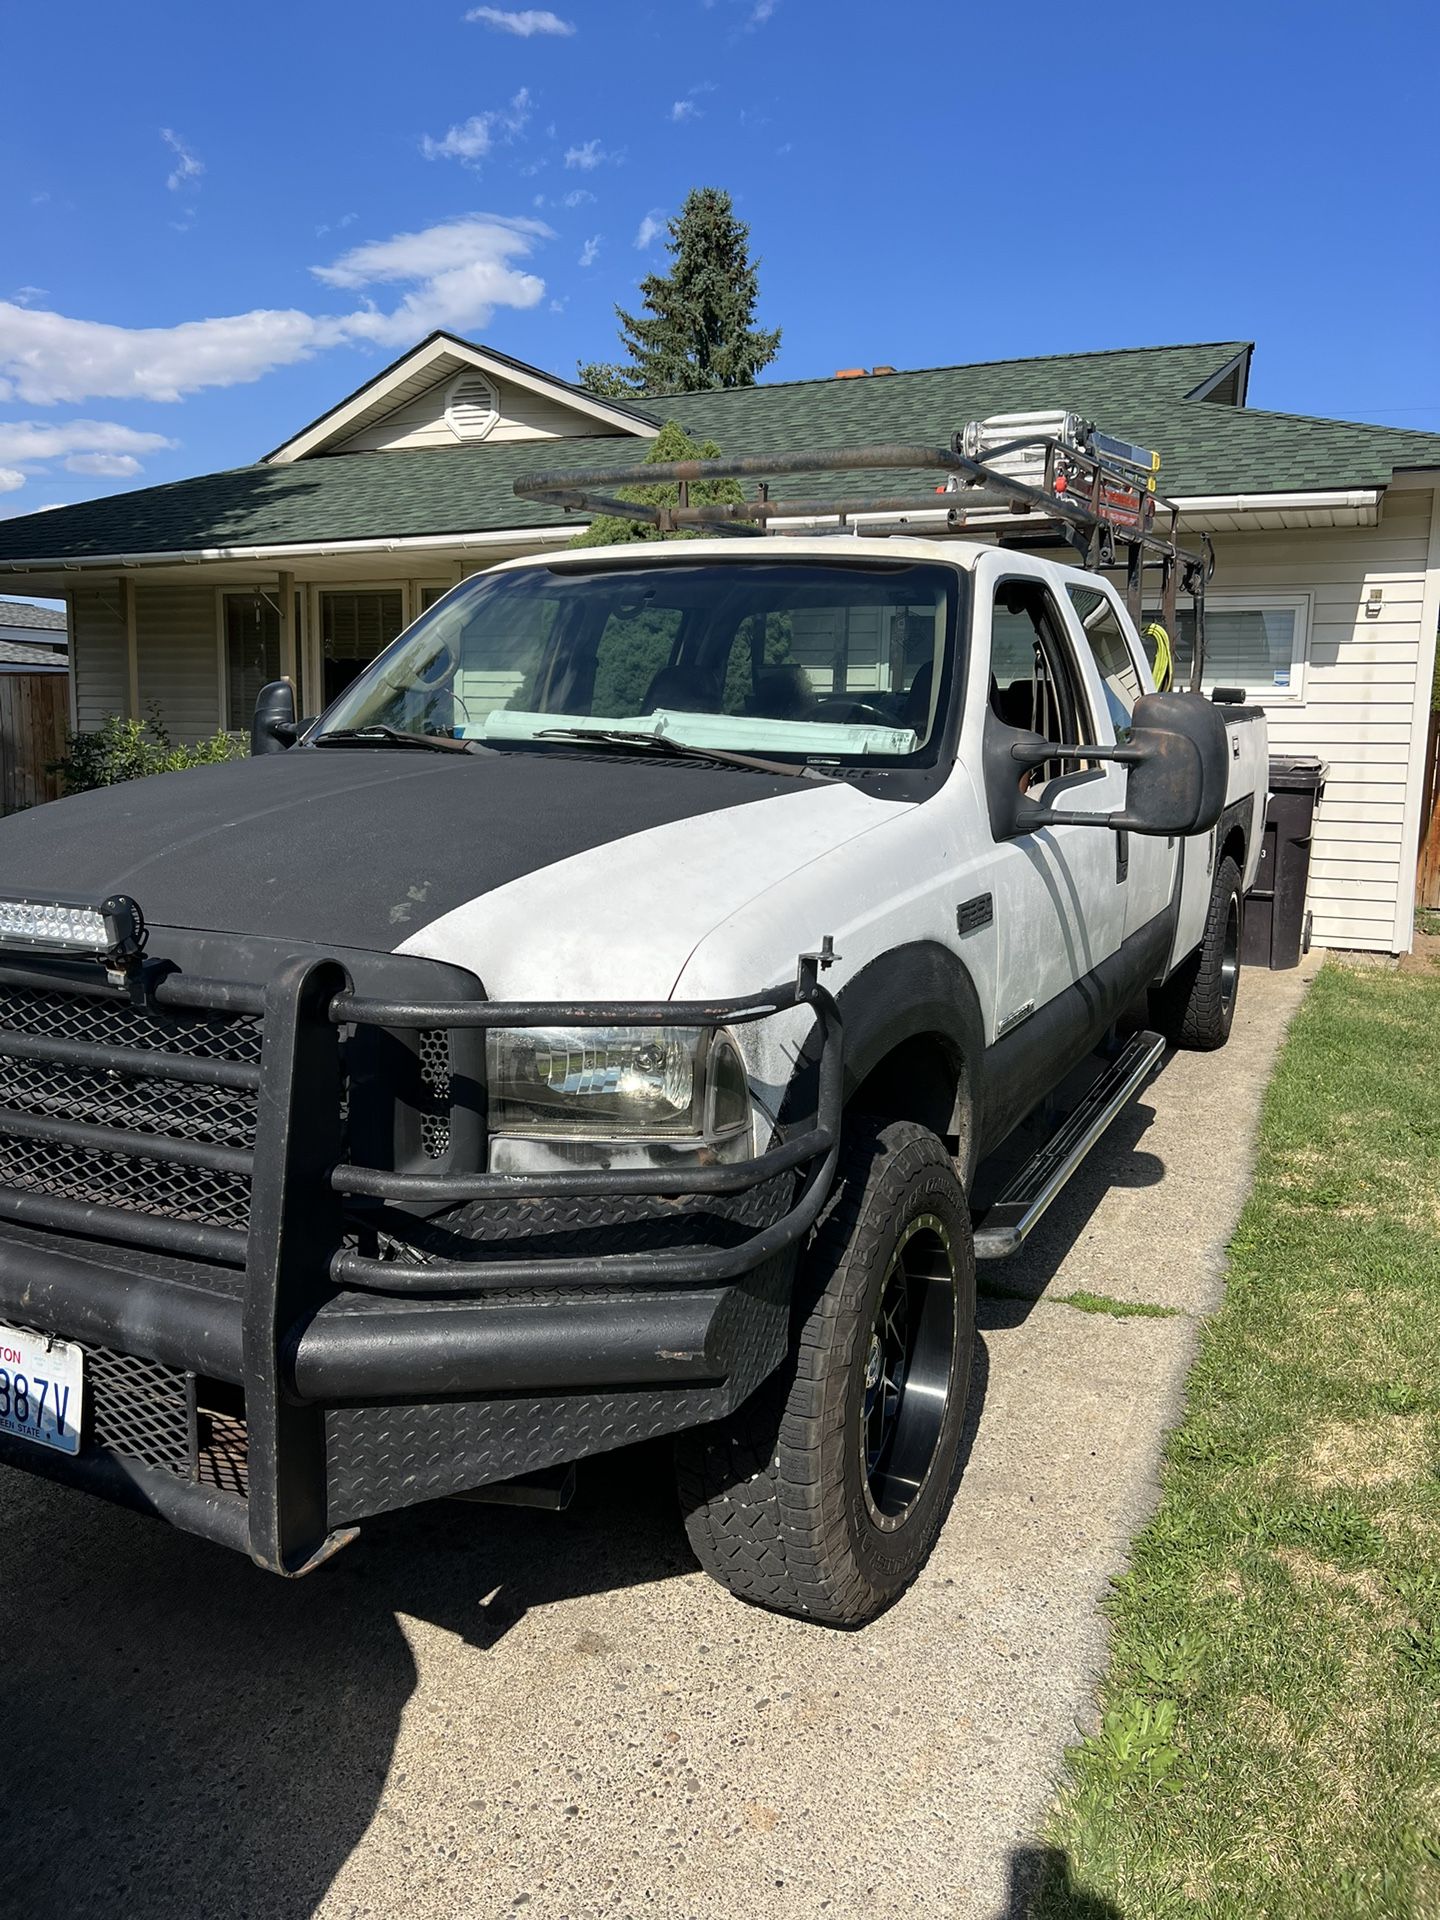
[
  {"left": 670, "top": 83, "right": 715, "bottom": 122},
  {"left": 11, "top": 287, "right": 48, "bottom": 307},
  {"left": 561, "top": 188, "right": 595, "bottom": 207},
  {"left": 564, "top": 139, "right": 607, "bottom": 170},
  {"left": 0, "top": 470, "right": 24, "bottom": 494},
  {"left": 0, "top": 421, "right": 174, "bottom": 464},
  {"left": 0, "top": 421, "right": 171, "bottom": 491},
  {"left": 0, "top": 215, "right": 551, "bottom": 403},
  {"left": 465, "top": 7, "right": 574, "bottom": 33},
  {"left": 160, "top": 129, "right": 204, "bottom": 192},
  {"left": 421, "top": 88, "right": 531, "bottom": 165},
  {"left": 578, "top": 235, "right": 600, "bottom": 268},
  {"left": 313, "top": 214, "right": 548, "bottom": 289},
  {"left": 65, "top": 452, "right": 142, "bottom": 477},
  {"left": 635, "top": 210, "right": 666, "bottom": 249},
  {"left": 750, "top": 0, "right": 777, "bottom": 21}
]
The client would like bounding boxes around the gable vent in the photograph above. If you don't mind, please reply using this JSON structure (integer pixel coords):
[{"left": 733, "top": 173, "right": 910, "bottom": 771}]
[{"left": 444, "top": 371, "right": 499, "bottom": 443}]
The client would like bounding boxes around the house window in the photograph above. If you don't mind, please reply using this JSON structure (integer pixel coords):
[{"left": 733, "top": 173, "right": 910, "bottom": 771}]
[
  {"left": 320, "top": 590, "right": 405, "bottom": 704},
  {"left": 224, "top": 593, "right": 281, "bottom": 729},
  {"left": 1165, "top": 593, "right": 1311, "bottom": 702},
  {"left": 443, "top": 372, "right": 499, "bottom": 443}
]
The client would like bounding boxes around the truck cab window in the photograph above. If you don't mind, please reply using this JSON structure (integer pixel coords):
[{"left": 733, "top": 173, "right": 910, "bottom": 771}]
[
  {"left": 1066, "top": 585, "right": 1144, "bottom": 739},
  {"left": 988, "top": 579, "right": 1093, "bottom": 777}
]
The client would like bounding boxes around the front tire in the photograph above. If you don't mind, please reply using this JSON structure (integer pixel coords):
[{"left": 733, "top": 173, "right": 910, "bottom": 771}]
[
  {"left": 675, "top": 1119, "right": 976, "bottom": 1627},
  {"left": 1151, "top": 851, "right": 1244, "bottom": 1051}
]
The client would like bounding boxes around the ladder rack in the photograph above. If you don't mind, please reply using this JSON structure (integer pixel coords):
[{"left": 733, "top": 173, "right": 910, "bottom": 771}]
[{"left": 513, "top": 423, "right": 1216, "bottom": 691}]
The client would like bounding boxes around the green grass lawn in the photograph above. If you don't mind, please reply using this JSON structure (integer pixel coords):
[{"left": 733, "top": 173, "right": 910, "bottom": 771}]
[{"left": 1034, "top": 962, "right": 1440, "bottom": 1920}]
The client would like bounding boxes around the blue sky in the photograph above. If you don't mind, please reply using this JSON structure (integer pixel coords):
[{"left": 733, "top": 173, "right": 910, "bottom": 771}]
[{"left": 1, "top": 0, "right": 1437, "bottom": 523}]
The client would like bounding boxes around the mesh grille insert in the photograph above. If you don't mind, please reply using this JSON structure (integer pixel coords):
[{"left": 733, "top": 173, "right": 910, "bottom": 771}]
[
  {"left": 0, "top": 983, "right": 261, "bottom": 1232},
  {"left": 0, "top": 1131, "right": 251, "bottom": 1228},
  {"left": 418, "top": 1028, "right": 452, "bottom": 1160},
  {"left": 0, "top": 987, "right": 261, "bottom": 1063}
]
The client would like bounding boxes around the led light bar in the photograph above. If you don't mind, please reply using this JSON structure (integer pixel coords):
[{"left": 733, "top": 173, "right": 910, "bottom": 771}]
[{"left": 0, "top": 893, "right": 146, "bottom": 971}]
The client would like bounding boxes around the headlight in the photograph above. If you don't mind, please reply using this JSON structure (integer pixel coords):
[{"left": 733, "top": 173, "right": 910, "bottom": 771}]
[{"left": 487, "top": 1025, "right": 749, "bottom": 1140}]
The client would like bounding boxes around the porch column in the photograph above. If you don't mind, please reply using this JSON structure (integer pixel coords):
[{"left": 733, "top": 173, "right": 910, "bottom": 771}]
[
  {"left": 121, "top": 575, "right": 140, "bottom": 719},
  {"left": 277, "top": 570, "right": 297, "bottom": 690}
]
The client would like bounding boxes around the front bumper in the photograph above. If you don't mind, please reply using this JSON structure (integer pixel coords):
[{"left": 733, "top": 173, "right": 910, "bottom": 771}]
[{"left": 0, "top": 951, "right": 840, "bottom": 1574}]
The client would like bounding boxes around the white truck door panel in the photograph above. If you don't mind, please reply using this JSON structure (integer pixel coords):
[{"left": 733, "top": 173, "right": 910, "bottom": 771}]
[
  {"left": 1058, "top": 577, "right": 1180, "bottom": 947},
  {"left": 971, "top": 556, "right": 1126, "bottom": 1037}
]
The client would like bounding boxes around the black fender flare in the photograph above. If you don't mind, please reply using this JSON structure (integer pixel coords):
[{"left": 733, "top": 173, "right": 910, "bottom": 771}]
[{"left": 779, "top": 940, "right": 987, "bottom": 1180}]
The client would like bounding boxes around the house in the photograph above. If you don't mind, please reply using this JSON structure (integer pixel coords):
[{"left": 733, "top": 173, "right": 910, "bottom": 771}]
[
  {"left": 0, "top": 598, "right": 69, "bottom": 673},
  {"left": 0, "top": 333, "right": 1436, "bottom": 954}
]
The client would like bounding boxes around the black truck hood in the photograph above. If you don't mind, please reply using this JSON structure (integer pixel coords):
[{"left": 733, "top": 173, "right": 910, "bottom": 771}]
[{"left": 0, "top": 746, "right": 809, "bottom": 954}]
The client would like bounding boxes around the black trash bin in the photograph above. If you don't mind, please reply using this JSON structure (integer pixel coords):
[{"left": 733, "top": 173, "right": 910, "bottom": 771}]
[{"left": 1243, "top": 755, "right": 1327, "bottom": 970}]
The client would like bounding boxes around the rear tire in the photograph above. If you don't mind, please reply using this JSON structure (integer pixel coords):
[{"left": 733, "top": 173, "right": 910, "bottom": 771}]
[
  {"left": 675, "top": 1118, "right": 975, "bottom": 1627},
  {"left": 1151, "top": 852, "right": 1244, "bottom": 1051}
]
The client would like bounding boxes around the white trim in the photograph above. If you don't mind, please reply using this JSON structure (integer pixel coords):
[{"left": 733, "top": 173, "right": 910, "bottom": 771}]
[
  {"left": 1171, "top": 489, "right": 1382, "bottom": 513},
  {"left": 0, "top": 524, "right": 582, "bottom": 577},
  {"left": 1393, "top": 485, "right": 1440, "bottom": 951},
  {"left": 263, "top": 335, "right": 655, "bottom": 464}
]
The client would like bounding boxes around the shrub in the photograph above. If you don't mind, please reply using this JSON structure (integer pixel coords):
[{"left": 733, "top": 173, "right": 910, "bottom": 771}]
[{"left": 51, "top": 707, "right": 247, "bottom": 796}]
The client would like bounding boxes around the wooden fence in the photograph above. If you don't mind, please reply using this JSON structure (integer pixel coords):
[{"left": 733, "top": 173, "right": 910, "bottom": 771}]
[
  {"left": 0, "top": 672, "right": 69, "bottom": 814},
  {"left": 1419, "top": 706, "right": 1440, "bottom": 913}
]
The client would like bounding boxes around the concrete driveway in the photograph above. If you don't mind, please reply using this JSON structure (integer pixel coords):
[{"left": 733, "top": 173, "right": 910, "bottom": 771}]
[{"left": 1, "top": 961, "right": 1318, "bottom": 1920}]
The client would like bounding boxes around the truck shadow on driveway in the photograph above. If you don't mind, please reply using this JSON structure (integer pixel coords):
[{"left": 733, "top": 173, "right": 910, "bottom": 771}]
[
  {"left": 0, "top": 1432, "right": 702, "bottom": 1919},
  {"left": 0, "top": 1069, "right": 1170, "bottom": 1920},
  {"left": 1, "top": 1341, "right": 997, "bottom": 1920}
]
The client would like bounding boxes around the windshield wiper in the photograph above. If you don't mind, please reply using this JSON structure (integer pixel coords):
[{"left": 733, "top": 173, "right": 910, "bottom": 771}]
[
  {"left": 312, "top": 724, "right": 475, "bottom": 755},
  {"left": 536, "top": 728, "right": 832, "bottom": 782}
]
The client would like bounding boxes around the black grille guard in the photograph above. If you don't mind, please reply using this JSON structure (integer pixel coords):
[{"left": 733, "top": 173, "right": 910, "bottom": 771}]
[
  {"left": 327, "top": 953, "right": 842, "bottom": 1292},
  {"left": 0, "top": 946, "right": 842, "bottom": 1576}
]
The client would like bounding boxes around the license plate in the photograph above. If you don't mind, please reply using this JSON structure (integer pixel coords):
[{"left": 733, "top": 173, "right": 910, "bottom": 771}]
[{"left": 0, "top": 1323, "right": 85, "bottom": 1455}]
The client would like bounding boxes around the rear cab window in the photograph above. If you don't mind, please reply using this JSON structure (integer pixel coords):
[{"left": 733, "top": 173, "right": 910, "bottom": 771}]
[{"left": 1064, "top": 584, "right": 1146, "bottom": 740}]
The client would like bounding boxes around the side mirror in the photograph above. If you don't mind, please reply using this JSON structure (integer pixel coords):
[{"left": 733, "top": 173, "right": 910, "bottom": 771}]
[
  {"left": 983, "top": 691, "right": 1229, "bottom": 840},
  {"left": 251, "top": 679, "right": 297, "bottom": 755}
]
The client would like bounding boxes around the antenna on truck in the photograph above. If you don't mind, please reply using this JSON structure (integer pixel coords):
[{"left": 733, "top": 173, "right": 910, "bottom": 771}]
[{"left": 513, "top": 414, "right": 1216, "bottom": 691}]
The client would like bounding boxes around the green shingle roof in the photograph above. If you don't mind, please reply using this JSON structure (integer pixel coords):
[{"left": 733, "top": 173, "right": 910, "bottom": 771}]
[{"left": 2, "top": 341, "right": 1437, "bottom": 565}]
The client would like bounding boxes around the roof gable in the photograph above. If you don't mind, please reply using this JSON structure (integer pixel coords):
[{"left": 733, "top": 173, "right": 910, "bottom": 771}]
[{"left": 263, "top": 331, "right": 658, "bottom": 463}]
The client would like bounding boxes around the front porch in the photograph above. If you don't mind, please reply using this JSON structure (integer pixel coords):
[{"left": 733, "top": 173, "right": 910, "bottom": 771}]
[{"left": 50, "top": 531, "right": 572, "bottom": 741}]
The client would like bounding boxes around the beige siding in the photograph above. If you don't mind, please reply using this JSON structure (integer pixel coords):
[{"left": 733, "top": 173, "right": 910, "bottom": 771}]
[
  {"left": 1206, "top": 485, "right": 1439, "bottom": 952},
  {"left": 71, "top": 584, "right": 128, "bottom": 731},
  {"left": 332, "top": 373, "right": 625, "bottom": 452},
  {"left": 136, "top": 586, "right": 222, "bottom": 742}
]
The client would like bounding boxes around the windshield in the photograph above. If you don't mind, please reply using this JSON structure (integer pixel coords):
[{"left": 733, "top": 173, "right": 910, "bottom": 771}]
[{"left": 315, "top": 559, "right": 959, "bottom": 764}]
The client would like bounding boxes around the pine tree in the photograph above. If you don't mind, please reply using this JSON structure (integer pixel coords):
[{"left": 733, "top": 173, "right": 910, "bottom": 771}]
[
  {"left": 567, "top": 419, "right": 744, "bottom": 548},
  {"left": 577, "top": 188, "right": 780, "bottom": 398}
]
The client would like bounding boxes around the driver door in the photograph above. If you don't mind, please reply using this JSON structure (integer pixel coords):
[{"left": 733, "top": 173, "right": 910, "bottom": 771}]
[{"left": 975, "top": 557, "right": 1128, "bottom": 1038}]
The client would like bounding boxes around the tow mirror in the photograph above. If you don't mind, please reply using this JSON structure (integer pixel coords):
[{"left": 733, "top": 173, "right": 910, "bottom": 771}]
[
  {"left": 983, "top": 691, "right": 1228, "bottom": 841},
  {"left": 251, "top": 679, "right": 298, "bottom": 755}
]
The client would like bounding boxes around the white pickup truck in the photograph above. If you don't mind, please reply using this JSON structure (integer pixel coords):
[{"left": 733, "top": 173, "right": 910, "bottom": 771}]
[{"left": 0, "top": 432, "right": 1265, "bottom": 1625}]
